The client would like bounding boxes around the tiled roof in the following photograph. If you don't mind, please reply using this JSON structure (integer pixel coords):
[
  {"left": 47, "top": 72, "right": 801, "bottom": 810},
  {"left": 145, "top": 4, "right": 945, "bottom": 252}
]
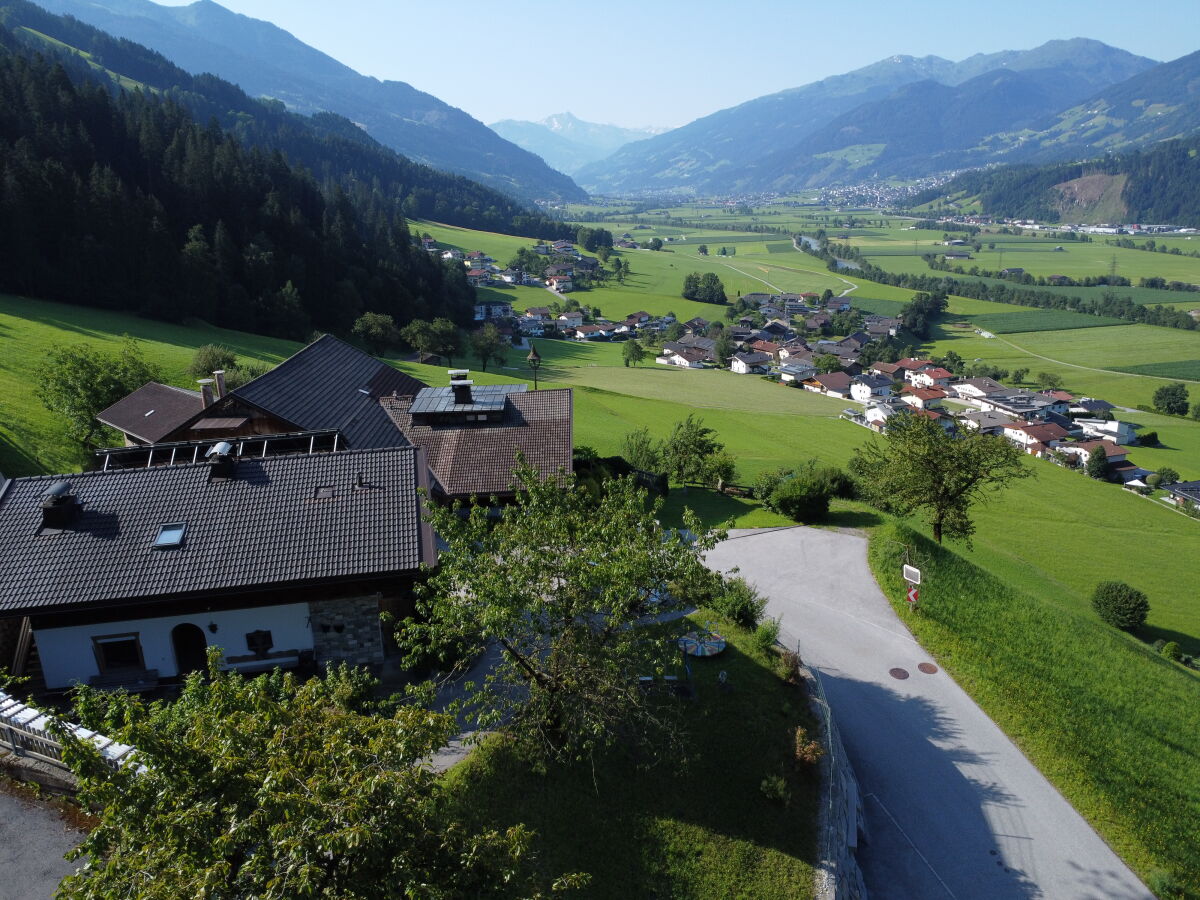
[
  {"left": 229, "top": 335, "right": 425, "bottom": 449},
  {"left": 0, "top": 447, "right": 432, "bottom": 615},
  {"left": 97, "top": 382, "right": 203, "bottom": 444},
  {"left": 814, "top": 372, "right": 853, "bottom": 392},
  {"left": 733, "top": 352, "right": 772, "bottom": 366},
  {"left": 382, "top": 389, "right": 572, "bottom": 499}
]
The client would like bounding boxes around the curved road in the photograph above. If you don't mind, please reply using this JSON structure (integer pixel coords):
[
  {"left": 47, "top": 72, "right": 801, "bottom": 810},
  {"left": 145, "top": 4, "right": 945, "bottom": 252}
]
[{"left": 705, "top": 527, "right": 1150, "bottom": 900}]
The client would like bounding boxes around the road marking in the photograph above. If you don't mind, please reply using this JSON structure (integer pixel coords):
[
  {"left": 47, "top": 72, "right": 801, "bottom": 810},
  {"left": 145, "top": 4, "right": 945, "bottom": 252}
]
[{"left": 865, "top": 792, "right": 959, "bottom": 900}]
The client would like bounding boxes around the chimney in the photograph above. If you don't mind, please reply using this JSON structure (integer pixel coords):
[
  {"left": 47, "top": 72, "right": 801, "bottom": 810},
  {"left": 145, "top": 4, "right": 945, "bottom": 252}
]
[
  {"left": 212, "top": 370, "right": 226, "bottom": 398},
  {"left": 205, "top": 441, "right": 237, "bottom": 480},
  {"left": 448, "top": 369, "right": 473, "bottom": 405},
  {"left": 197, "top": 378, "right": 215, "bottom": 407},
  {"left": 40, "top": 481, "right": 80, "bottom": 530}
]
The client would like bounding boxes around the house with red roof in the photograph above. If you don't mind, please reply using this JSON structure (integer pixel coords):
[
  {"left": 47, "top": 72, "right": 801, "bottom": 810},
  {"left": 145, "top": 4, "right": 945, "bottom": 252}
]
[{"left": 899, "top": 385, "right": 946, "bottom": 409}]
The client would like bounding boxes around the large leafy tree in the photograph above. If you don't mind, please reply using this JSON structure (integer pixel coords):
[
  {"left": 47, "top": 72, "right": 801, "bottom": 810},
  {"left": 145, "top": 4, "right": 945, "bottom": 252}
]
[
  {"left": 469, "top": 322, "right": 510, "bottom": 372},
  {"left": 35, "top": 338, "right": 160, "bottom": 448},
  {"left": 402, "top": 317, "right": 463, "bottom": 364},
  {"left": 660, "top": 414, "right": 732, "bottom": 490},
  {"left": 1152, "top": 382, "right": 1190, "bottom": 416},
  {"left": 400, "top": 463, "right": 720, "bottom": 766},
  {"left": 850, "top": 413, "right": 1031, "bottom": 544},
  {"left": 54, "top": 657, "right": 567, "bottom": 899}
]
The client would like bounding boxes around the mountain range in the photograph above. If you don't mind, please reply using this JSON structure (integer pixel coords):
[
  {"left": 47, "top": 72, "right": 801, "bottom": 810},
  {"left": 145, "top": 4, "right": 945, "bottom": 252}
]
[
  {"left": 29, "top": 0, "right": 586, "bottom": 203},
  {"left": 576, "top": 39, "right": 1165, "bottom": 195},
  {"left": 489, "top": 113, "right": 666, "bottom": 176}
]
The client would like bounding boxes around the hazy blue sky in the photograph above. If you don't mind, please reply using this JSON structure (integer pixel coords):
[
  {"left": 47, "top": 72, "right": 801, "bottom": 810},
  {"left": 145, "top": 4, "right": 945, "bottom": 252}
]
[{"left": 160, "top": 0, "right": 1197, "bottom": 129}]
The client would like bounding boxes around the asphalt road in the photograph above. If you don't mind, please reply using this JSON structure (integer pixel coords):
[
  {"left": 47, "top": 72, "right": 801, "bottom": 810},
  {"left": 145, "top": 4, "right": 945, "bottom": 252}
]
[
  {"left": 0, "top": 787, "right": 82, "bottom": 899},
  {"left": 705, "top": 527, "right": 1151, "bottom": 900}
]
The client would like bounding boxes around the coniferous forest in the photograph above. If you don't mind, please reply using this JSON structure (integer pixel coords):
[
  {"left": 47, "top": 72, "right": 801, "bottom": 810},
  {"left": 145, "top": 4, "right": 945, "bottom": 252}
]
[
  {"left": 913, "top": 134, "right": 1200, "bottom": 226},
  {"left": 0, "top": 0, "right": 576, "bottom": 338}
]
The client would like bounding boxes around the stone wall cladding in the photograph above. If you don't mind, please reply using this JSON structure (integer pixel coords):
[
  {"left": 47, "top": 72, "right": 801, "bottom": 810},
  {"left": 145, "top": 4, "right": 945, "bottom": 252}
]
[
  {"left": 804, "top": 663, "right": 869, "bottom": 900},
  {"left": 308, "top": 595, "right": 385, "bottom": 668}
]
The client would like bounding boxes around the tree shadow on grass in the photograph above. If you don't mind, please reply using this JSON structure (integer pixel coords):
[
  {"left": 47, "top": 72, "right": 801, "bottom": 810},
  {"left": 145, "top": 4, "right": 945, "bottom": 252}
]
[
  {"left": 1137, "top": 623, "right": 1200, "bottom": 659},
  {"left": 822, "top": 507, "right": 882, "bottom": 530}
]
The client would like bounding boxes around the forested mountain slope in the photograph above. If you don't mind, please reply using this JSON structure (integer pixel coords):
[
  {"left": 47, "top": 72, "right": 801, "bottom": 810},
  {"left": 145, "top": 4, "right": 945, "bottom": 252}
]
[
  {"left": 0, "top": 18, "right": 481, "bottom": 339},
  {"left": 31, "top": 0, "right": 586, "bottom": 203},
  {"left": 910, "top": 133, "right": 1200, "bottom": 226}
]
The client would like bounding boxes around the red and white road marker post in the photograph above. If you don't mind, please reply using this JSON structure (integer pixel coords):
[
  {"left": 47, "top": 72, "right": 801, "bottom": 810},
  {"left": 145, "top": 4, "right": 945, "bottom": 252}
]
[{"left": 902, "top": 564, "right": 921, "bottom": 610}]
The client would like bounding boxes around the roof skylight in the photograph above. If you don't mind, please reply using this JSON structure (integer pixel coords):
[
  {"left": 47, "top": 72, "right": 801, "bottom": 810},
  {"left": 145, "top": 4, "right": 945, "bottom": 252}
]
[{"left": 153, "top": 523, "right": 187, "bottom": 549}]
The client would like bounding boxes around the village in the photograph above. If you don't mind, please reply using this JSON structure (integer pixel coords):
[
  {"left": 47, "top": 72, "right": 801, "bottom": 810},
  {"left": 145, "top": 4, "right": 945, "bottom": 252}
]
[{"left": 432, "top": 234, "right": 1199, "bottom": 517}]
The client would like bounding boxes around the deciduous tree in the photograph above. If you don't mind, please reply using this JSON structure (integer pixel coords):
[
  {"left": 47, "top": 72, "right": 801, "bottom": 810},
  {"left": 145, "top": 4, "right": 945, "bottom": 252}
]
[
  {"left": 351, "top": 312, "right": 400, "bottom": 355},
  {"left": 55, "top": 657, "right": 567, "bottom": 898},
  {"left": 400, "top": 463, "right": 720, "bottom": 766},
  {"left": 622, "top": 340, "right": 646, "bottom": 367},
  {"left": 1153, "top": 382, "right": 1190, "bottom": 416},
  {"left": 469, "top": 322, "right": 509, "bottom": 372},
  {"left": 36, "top": 338, "right": 160, "bottom": 448},
  {"left": 850, "top": 413, "right": 1031, "bottom": 544}
]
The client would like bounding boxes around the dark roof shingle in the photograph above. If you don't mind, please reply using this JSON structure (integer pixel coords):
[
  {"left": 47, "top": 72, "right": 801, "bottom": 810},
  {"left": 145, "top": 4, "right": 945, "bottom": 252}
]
[
  {"left": 96, "top": 382, "right": 203, "bottom": 443},
  {"left": 0, "top": 447, "right": 431, "bottom": 615},
  {"left": 382, "top": 389, "right": 572, "bottom": 498},
  {"left": 230, "top": 335, "right": 426, "bottom": 448}
]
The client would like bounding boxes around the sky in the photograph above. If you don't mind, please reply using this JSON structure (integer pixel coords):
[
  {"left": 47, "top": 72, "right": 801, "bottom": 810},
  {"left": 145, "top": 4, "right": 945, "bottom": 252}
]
[{"left": 157, "top": 0, "right": 1199, "bottom": 129}]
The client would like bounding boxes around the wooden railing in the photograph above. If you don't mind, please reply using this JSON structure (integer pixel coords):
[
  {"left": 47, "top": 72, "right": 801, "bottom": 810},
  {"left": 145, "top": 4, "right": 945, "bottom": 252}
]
[{"left": 0, "top": 691, "right": 142, "bottom": 774}]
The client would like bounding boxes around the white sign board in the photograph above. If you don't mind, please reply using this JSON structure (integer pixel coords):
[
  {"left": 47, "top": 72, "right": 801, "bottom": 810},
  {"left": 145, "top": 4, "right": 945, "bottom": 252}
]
[{"left": 902, "top": 564, "right": 921, "bottom": 585}]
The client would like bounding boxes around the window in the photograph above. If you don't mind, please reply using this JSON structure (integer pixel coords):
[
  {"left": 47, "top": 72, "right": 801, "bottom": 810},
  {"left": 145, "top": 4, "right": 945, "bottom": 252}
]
[
  {"left": 93, "top": 633, "right": 144, "bottom": 672},
  {"left": 153, "top": 523, "right": 187, "bottom": 548}
]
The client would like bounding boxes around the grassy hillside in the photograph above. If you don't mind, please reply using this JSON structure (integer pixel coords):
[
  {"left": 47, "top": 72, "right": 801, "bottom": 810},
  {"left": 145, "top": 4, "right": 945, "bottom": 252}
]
[
  {"left": 0, "top": 293, "right": 297, "bottom": 475},
  {"left": 871, "top": 524, "right": 1200, "bottom": 896}
]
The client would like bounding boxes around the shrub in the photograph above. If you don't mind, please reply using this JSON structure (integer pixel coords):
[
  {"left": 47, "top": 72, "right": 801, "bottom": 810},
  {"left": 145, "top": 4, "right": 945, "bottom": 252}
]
[
  {"left": 759, "top": 774, "right": 790, "bottom": 807},
  {"left": 1146, "top": 473, "right": 1162, "bottom": 488},
  {"left": 1091, "top": 581, "right": 1150, "bottom": 631},
  {"left": 811, "top": 466, "right": 857, "bottom": 499},
  {"left": 793, "top": 726, "right": 824, "bottom": 767},
  {"left": 711, "top": 576, "right": 767, "bottom": 628},
  {"left": 1138, "top": 431, "right": 1158, "bottom": 446},
  {"left": 188, "top": 344, "right": 238, "bottom": 377},
  {"left": 753, "top": 618, "right": 781, "bottom": 655},
  {"left": 752, "top": 466, "right": 793, "bottom": 501},
  {"left": 776, "top": 649, "right": 802, "bottom": 685},
  {"left": 770, "top": 477, "right": 831, "bottom": 523},
  {"left": 222, "top": 361, "right": 270, "bottom": 390},
  {"left": 1161, "top": 642, "right": 1182, "bottom": 662}
]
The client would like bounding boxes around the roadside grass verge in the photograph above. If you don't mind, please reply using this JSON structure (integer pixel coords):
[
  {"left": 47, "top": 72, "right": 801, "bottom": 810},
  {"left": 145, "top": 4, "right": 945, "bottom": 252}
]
[
  {"left": 440, "top": 614, "right": 820, "bottom": 899},
  {"left": 869, "top": 523, "right": 1200, "bottom": 897}
]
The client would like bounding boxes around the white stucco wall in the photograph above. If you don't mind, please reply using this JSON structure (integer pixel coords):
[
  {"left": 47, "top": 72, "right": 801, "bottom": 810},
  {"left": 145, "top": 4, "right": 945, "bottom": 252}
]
[{"left": 34, "top": 603, "right": 314, "bottom": 689}]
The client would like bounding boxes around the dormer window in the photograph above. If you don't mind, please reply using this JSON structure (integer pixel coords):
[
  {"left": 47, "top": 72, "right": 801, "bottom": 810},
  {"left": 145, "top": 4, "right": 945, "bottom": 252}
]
[{"left": 153, "top": 523, "right": 186, "bottom": 549}]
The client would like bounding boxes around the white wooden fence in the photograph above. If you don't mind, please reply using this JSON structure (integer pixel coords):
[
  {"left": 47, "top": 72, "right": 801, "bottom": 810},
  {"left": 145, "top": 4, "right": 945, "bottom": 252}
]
[{"left": 0, "top": 691, "right": 142, "bottom": 774}]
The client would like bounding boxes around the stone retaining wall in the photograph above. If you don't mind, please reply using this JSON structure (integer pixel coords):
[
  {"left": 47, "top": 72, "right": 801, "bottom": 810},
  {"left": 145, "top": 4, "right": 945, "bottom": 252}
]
[{"left": 805, "top": 664, "right": 868, "bottom": 900}]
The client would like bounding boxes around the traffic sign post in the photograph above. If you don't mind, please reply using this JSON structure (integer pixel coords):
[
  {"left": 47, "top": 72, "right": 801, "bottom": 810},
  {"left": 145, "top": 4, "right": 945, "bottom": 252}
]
[{"left": 906, "top": 585, "right": 919, "bottom": 606}]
